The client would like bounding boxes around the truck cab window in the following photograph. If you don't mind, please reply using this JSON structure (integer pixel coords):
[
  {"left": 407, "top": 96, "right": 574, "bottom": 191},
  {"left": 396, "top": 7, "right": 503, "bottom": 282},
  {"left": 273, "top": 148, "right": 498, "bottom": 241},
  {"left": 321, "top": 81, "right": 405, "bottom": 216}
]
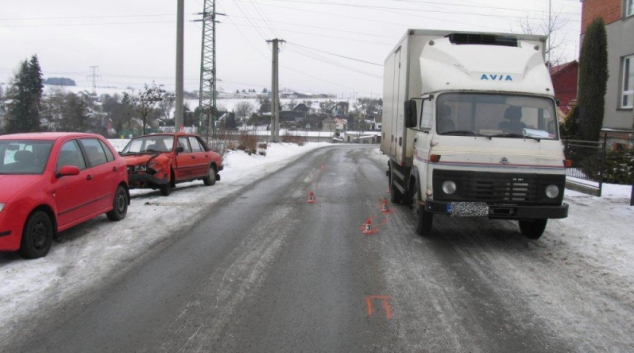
[{"left": 420, "top": 99, "right": 433, "bottom": 130}]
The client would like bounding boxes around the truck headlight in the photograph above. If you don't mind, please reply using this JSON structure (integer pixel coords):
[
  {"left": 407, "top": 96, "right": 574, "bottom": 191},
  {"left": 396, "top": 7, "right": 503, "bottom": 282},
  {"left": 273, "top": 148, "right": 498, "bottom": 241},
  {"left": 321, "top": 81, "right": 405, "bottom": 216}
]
[
  {"left": 545, "top": 185, "right": 559, "bottom": 198},
  {"left": 442, "top": 181, "right": 457, "bottom": 194},
  {"left": 134, "top": 165, "right": 147, "bottom": 172},
  {"left": 0, "top": 203, "right": 4, "bottom": 213}
]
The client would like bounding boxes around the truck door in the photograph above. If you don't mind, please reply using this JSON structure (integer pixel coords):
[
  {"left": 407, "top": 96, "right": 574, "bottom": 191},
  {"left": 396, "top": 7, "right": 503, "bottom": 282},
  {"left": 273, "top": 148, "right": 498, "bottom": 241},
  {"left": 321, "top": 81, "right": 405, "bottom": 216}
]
[
  {"left": 414, "top": 97, "right": 434, "bottom": 194},
  {"left": 391, "top": 47, "right": 402, "bottom": 158}
]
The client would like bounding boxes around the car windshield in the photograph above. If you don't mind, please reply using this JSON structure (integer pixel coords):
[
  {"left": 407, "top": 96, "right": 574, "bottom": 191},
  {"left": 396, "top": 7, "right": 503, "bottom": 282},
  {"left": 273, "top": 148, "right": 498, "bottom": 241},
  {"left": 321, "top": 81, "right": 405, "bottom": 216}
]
[
  {"left": 121, "top": 135, "right": 175, "bottom": 153},
  {"left": 435, "top": 93, "right": 559, "bottom": 140},
  {"left": 0, "top": 140, "right": 54, "bottom": 175}
]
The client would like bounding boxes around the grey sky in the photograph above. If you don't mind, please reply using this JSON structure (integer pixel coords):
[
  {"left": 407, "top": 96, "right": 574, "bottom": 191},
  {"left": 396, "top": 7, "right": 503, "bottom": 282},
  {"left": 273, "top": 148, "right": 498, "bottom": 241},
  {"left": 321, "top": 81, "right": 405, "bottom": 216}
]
[{"left": 0, "top": 0, "right": 582, "bottom": 98}]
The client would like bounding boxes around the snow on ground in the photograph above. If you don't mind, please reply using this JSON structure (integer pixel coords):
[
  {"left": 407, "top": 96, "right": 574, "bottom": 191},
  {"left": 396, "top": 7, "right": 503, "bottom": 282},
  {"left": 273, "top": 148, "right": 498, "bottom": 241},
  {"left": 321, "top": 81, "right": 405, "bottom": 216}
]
[
  {"left": 547, "top": 185, "right": 634, "bottom": 307},
  {"left": 0, "top": 141, "right": 329, "bottom": 343}
]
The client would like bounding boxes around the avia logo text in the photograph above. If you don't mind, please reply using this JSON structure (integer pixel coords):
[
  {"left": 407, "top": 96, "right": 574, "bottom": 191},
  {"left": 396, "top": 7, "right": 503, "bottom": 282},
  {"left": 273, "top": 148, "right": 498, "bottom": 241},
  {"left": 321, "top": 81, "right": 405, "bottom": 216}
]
[{"left": 481, "top": 74, "right": 513, "bottom": 81}]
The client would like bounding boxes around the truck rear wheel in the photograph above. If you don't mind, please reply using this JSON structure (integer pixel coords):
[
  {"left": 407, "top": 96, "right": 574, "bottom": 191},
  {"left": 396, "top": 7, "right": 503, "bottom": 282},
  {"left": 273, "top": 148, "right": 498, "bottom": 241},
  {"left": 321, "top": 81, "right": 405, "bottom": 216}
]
[
  {"left": 519, "top": 219, "right": 547, "bottom": 239},
  {"left": 412, "top": 182, "right": 433, "bottom": 236}
]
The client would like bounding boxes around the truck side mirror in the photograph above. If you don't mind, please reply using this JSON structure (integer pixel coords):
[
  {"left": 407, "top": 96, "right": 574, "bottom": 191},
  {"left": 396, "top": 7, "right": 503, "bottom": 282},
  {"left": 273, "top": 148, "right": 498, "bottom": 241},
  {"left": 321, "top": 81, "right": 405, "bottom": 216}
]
[{"left": 404, "top": 100, "right": 418, "bottom": 128}]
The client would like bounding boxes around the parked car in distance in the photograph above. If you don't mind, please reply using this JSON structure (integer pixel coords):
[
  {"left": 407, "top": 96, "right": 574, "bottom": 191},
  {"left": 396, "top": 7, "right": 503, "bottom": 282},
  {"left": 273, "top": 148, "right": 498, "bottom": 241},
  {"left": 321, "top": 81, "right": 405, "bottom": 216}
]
[
  {"left": 120, "top": 132, "right": 223, "bottom": 196},
  {"left": 0, "top": 133, "right": 129, "bottom": 259}
]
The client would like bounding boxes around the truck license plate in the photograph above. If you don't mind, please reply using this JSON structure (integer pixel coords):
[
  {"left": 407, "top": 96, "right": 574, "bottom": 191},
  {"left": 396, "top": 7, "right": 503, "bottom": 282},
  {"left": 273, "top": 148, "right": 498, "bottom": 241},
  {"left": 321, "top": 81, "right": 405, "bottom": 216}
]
[{"left": 447, "top": 202, "right": 489, "bottom": 217}]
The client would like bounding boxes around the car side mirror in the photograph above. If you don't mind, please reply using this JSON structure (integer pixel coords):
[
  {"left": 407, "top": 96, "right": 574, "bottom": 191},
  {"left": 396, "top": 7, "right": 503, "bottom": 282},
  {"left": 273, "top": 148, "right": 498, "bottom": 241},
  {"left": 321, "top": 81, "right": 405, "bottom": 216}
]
[
  {"left": 57, "top": 165, "right": 80, "bottom": 177},
  {"left": 176, "top": 146, "right": 184, "bottom": 154},
  {"left": 404, "top": 99, "right": 418, "bottom": 128}
]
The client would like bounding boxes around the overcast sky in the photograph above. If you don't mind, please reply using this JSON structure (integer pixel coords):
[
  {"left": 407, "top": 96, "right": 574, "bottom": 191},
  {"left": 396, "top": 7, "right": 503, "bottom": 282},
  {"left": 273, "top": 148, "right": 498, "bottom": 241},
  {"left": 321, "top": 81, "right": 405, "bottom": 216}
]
[{"left": 0, "top": 0, "right": 582, "bottom": 98}]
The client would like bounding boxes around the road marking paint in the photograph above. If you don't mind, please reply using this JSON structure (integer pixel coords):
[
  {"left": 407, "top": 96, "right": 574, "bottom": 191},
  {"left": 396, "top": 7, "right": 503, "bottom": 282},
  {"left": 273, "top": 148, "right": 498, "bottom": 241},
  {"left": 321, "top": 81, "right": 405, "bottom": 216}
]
[{"left": 366, "top": 295, "right": 393, "bottom": 319}]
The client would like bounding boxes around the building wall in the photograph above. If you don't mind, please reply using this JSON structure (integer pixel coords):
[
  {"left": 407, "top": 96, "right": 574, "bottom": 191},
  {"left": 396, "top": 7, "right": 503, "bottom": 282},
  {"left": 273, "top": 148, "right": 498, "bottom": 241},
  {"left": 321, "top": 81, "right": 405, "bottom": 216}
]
[
  {"left": 603, "top": 19, "right": 634, "bottom": 130},
  {"left": 580, "top": 1, "right": 634, "bottom": 131},
  {"left": 551, "top": 63, "right": 578, "bottom": 113},
  {"left": 581, "top": 0, "right": 623, "bottom": 33}
]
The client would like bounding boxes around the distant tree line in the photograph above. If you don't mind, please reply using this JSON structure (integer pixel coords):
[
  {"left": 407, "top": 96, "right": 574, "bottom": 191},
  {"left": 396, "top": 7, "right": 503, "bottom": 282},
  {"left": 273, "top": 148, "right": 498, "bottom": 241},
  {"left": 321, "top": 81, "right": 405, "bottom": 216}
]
[{"left": 43, "top": 77, "right": 76, "bottom": 86}]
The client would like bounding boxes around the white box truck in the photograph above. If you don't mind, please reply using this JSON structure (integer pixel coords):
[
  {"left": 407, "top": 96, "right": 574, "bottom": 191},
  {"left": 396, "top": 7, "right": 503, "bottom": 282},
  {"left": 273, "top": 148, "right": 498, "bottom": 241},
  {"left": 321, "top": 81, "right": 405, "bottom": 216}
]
[{"left": 382, "top": 29, "right": 568, "bottom": 239}]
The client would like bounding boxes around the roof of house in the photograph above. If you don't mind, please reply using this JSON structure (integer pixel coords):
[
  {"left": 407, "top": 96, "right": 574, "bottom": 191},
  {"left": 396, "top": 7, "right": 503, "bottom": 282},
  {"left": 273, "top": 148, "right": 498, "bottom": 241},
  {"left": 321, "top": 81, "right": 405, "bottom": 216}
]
[{"left": 549, "top": 61, "right": 578, "bottom": 76}]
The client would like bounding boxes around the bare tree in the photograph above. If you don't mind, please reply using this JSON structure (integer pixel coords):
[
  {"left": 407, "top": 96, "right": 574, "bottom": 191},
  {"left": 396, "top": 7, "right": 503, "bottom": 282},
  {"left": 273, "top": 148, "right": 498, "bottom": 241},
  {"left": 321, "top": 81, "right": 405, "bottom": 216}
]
[
  {"left": 234, "top": 101, "right": 254, "bottom": 123},
  {"left": 157, "top": 91, "right": 175, "bottom": 123},
  {"left": 513, "top": 9, "right": 569, "bottom": 67},
  {"left": 131, "top": 82, "right": 165, "bottom": 135}
]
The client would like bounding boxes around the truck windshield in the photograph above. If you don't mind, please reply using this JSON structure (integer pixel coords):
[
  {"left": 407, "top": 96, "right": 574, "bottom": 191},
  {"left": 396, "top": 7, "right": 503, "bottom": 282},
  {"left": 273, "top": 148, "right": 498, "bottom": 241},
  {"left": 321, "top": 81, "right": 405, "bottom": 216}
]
[{"left": 436, "top": 93, "right": 559, "bottom": 140}]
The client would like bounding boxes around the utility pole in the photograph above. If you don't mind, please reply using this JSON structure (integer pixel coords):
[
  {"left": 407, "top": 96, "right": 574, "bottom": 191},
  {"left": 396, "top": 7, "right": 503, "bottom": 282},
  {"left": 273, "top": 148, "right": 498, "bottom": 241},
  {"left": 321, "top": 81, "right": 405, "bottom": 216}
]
[
  {"left": 175, "top": 0, "right": 185, "bottom": 132},
  {"left": 87, "top": 66, "right": 101, "bottom": 95},
  {"left": 267, "top": 38, "right": 285, "bottom": 142},
  {"left": 547, "top": 0, "right": 552, "bottom": 68},
  {"left": 196, "top": 0, "right": 225, "bottom": 141}
]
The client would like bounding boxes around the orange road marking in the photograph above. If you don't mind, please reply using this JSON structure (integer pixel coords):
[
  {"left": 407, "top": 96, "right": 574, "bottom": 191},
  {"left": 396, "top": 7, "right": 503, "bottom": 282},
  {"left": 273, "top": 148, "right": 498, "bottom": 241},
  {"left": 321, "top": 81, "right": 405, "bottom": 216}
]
[{"left": 366, "top": 295, "right": 393, "bottom": 319}]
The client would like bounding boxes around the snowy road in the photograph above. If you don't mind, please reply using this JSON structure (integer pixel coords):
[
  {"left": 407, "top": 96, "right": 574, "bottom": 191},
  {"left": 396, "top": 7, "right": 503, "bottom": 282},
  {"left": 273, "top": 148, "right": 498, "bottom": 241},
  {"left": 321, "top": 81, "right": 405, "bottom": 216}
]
[{"left": 2, "top": 145, "right": 634, "bottom": 352}]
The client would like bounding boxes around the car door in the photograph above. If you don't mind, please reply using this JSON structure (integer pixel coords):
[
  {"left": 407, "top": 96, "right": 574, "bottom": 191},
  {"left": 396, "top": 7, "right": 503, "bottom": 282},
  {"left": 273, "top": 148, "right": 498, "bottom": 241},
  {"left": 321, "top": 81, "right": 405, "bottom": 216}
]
[
  {"left": 175, "top": 136, "right": 195, "bottom": 180},
  {"left": 188, "top": 136, "right": 210, "bottom": 177},
  {"left": 54, "top": 139, "right": 95, "bottom": 228},
  {"left": 79, "top": 138, "right": 117, "bottom": 213}
]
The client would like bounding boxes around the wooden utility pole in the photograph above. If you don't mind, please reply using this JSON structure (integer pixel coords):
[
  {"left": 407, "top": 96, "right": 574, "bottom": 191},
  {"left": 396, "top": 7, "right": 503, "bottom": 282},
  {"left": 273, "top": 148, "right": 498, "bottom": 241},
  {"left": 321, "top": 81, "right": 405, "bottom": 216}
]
[
  {"left": 175, "top": 0, "right": 184, "bottom": 131},
  {"left": 267, "top": 39, "right": 284, "bottom": 142}
]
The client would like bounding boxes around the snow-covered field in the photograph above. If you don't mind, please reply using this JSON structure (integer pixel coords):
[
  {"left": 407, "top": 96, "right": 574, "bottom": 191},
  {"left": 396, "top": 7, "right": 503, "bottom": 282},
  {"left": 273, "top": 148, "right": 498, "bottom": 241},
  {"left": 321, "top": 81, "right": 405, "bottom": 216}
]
[{"left": 1, "top": 142, "right": 633, "bottom": 345}]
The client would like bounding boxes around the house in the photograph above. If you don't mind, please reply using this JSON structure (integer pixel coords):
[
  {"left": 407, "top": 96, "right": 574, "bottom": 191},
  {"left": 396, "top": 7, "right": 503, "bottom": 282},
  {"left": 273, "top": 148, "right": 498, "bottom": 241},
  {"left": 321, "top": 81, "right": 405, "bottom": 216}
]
[
  {"left": 579, "top": 0, "right": 634, "bottom": 146},
  {"left": 321, "top": 117, "right": 336, "bottom": 132},
  {"left": 309, "top": 101, "right": 322, "bottom": 114},
  {"left": 549, "top": 61, "right": 579, "bottom": 115},
  {"left": 292, "top": 103, "right": 309, "bottom": 114},
  {"left": 333, "top": 117, "right": 348, "bottom": 131}
]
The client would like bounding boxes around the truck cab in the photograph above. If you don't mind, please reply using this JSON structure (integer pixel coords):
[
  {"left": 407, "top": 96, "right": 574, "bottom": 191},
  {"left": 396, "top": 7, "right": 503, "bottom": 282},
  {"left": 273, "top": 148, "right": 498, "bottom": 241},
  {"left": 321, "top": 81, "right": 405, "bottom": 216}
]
[{"left": 382, "top": 30, "right": 568, "bottom": 239}]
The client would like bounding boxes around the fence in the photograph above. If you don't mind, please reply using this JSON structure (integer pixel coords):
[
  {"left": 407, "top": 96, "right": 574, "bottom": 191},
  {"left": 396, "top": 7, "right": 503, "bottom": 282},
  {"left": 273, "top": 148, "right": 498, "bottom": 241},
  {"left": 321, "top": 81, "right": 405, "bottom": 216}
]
[{"left": 563, "top": 138, "right": 607, "bottom": 196}]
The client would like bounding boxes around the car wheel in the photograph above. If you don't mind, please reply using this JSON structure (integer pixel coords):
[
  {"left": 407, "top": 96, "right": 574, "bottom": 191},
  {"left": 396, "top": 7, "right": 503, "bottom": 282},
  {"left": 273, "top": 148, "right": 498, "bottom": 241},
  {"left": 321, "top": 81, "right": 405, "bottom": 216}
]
[
  {"left": 19, "top": 211, "right": 53, "bottom": 259},
  {"left": 107, "top": 185, "right": 128, "bottom": 221},
  {"left": 203, "top": 165, "right": 217, "bottom": 186},
  {"left": 519, "top": 219, "right": 547, "bottom": 239},
  {"left": 412, "top": 181, "right": 433, "bottom": 236},
  {"left": 160, "top": 183, "right": 171, "bottom": 196}
]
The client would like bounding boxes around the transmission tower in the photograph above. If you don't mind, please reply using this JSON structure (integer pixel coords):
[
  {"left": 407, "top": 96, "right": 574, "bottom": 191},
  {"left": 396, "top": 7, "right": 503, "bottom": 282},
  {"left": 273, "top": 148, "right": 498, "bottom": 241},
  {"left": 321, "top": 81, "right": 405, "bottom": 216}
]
[
  {"left": 196, "top": 0, "right": 224, "bottom": 141},
  {"left": 87, "top": 66, "right": 101, "bottom": 95}
]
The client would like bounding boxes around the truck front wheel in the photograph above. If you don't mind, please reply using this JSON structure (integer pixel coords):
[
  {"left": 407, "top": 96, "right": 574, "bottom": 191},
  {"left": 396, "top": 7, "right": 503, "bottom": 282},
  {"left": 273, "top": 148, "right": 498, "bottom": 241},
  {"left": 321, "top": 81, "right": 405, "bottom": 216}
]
[
  {"left": 519, "top": 219, "right": 547, "bottom": 239},
  {"left": 412, "top": 182, "right": 433, "bottom": 236}
]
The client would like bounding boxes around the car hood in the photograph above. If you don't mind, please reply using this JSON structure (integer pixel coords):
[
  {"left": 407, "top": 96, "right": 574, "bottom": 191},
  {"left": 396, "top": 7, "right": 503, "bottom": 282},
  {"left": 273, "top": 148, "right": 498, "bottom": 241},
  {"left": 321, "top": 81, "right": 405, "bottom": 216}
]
[
  {"left": 0, "top": 174, "right": 41, "bottom": 202},
  {"left": 122, "top": 154, "right": 154, "bottom": 166}
]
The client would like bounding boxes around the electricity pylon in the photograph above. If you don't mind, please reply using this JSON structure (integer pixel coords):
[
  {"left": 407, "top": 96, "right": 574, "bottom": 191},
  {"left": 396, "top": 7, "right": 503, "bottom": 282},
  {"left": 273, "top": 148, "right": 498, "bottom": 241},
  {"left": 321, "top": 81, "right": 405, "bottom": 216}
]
[{"left": 196, "top": 0, "right": 224, "bottom": 141}]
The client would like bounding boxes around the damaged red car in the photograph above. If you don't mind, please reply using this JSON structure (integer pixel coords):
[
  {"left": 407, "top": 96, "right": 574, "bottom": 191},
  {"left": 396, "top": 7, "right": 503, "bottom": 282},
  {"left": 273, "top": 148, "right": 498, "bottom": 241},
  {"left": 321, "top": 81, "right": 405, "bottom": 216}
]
[{"left": 120, "top": 133, "right": 223, "bottom": 196}]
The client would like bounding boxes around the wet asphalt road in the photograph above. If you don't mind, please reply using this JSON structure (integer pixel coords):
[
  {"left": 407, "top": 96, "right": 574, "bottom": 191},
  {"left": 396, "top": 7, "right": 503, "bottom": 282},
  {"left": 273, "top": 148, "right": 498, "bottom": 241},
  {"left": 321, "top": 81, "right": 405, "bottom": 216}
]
[{"left": 5, "top": 145, "right": 630, "bottom": 352}]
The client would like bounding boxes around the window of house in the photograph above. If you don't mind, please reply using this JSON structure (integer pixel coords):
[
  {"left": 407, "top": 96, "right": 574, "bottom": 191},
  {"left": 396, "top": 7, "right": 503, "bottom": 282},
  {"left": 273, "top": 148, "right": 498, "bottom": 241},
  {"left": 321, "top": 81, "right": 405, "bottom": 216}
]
[
  {"left": 627, "top": 0, "right": 634, "bottom": 17},
  {"left": 622, "top": 55, "right": 634, "bottom": 109}
]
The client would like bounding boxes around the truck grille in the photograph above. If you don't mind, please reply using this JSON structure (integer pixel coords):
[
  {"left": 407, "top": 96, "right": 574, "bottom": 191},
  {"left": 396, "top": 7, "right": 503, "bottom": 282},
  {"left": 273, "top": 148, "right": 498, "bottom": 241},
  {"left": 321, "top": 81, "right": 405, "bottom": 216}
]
[{"left": 433, "top": 170, "right": 565, "bottom": 204}]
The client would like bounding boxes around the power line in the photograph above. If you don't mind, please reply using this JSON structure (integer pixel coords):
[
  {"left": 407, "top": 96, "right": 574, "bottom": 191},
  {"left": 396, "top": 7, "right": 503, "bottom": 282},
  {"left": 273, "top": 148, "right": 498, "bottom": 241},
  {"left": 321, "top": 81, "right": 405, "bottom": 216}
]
[
  {"left": 230, "top": 21, "right": 394, "bottom": 46},
  {"left": 286, "top": 45, "right": 382, "bottom": 79},
  {"left": 287, "top": 43, "right": 383, "bottom": 66},
  {"left": 237, "top": 0, "right": 581, "bottom": 22}
]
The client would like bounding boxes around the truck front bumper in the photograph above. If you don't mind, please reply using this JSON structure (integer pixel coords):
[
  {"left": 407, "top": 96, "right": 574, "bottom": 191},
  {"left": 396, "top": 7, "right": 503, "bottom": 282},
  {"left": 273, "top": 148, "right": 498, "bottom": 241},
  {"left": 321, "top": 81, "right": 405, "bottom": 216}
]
[{"left": 424, "top": 200, "right": 568, "bottom": 220}]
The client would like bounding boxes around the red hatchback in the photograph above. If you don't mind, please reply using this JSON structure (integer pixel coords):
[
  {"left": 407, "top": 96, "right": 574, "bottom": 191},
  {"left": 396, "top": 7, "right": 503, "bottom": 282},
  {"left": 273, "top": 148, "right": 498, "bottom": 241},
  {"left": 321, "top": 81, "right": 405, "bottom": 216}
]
[{"left": 0, "top": 133, "right": 129, "bottom": 259}]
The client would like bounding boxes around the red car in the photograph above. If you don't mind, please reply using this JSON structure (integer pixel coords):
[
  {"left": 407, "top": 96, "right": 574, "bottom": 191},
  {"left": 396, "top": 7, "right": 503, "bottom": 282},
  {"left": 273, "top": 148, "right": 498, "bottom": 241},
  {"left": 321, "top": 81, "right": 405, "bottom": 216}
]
[
  {"left": 0, "top": 133, "right": 129, "bottom": 259},
  {"left": 120, "top": 132, "right": 222, "bottom": 196}
]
